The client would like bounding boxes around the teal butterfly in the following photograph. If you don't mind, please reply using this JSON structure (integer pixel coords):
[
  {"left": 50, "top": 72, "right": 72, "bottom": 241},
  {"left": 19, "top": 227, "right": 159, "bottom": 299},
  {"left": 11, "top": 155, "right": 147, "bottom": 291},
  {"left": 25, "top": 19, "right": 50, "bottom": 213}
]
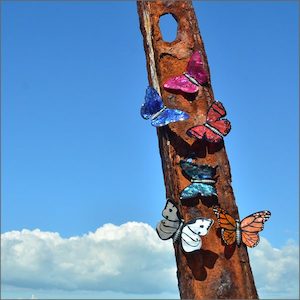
[{"left": 180, "top": 159, "right": 217, "bottom": 200}]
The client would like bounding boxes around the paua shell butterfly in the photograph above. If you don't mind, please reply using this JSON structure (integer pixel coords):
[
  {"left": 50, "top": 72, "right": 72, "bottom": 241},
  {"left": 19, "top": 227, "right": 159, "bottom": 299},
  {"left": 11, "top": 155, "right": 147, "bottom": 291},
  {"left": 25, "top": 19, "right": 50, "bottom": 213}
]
[{"left": 180, "top": 158, "right": 217, "bottom": 200}]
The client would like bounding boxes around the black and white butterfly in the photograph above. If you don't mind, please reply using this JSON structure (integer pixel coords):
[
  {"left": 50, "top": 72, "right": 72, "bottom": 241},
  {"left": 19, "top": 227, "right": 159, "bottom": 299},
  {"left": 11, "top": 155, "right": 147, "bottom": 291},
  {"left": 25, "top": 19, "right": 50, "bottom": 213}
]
[{"left": 156, "top": 199, "right": 214, "bottom": 252}]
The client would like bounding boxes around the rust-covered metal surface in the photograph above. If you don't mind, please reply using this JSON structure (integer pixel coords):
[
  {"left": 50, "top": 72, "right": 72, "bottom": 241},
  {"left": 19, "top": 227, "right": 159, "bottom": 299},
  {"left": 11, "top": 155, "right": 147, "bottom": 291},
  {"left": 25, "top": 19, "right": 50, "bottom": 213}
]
[{"left": 137, "top": 1, "right": 259, "bottom": 299}]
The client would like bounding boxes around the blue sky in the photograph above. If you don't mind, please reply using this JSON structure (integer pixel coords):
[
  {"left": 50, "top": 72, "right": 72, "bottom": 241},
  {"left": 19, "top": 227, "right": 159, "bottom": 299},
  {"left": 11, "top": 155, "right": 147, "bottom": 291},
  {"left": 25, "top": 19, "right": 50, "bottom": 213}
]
[{"left": 1, "top": 1, "right": 299, "bottom": 299}]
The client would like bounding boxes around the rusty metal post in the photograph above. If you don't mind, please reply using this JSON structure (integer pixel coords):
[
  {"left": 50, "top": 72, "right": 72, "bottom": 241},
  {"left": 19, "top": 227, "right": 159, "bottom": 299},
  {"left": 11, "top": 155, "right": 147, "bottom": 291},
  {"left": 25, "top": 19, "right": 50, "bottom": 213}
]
[{"left": 137, "top": 1, "right": 259, "bottom": 299}]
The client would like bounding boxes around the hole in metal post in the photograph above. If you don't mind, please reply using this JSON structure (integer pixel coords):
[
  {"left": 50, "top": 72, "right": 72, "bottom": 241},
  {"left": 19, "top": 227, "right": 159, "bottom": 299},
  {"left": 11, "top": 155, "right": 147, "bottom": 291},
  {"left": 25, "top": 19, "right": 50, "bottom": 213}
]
[{"left": 159, "top": 13, "right": 178, "bottom": 42}]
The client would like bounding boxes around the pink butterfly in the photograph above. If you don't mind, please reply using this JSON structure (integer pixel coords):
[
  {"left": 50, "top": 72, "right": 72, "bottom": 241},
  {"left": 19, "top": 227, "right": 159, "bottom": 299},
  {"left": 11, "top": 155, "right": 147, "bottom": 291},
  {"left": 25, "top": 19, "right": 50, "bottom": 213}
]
[
  {"left": 187, "top": 101, "right": 231, "bottom": 143},
  {"left": 163, "top": 51, "right": 208, "bottom": 94}
]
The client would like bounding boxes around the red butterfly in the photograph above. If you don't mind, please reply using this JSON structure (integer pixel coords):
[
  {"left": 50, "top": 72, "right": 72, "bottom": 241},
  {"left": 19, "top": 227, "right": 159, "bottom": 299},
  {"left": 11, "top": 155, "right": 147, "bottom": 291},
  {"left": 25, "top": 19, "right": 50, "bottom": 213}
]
[
  {"left": 187, "top": 101, "right": 231, "bottom": 143},
  {"left": 213, "top": 206, "right": 271, "bottom": 248}
]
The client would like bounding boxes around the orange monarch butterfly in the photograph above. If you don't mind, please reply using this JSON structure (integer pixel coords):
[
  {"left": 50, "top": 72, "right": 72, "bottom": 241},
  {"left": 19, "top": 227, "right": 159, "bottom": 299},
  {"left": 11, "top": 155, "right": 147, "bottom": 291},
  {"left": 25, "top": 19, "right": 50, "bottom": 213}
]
[{"left": 213, "top": 206, "right": 271, "bottom": 248}]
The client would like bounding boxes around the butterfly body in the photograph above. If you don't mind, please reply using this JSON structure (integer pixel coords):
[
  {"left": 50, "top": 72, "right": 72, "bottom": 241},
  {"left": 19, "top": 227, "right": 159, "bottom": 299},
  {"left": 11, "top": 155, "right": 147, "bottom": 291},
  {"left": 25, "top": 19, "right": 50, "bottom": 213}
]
[
  {"left": 157, "top": 199, "right": 214, "bottom": 252},
  {"left": 173, "top": 222, "right": 184, "bottom": 243},
  {"left": 235, "top": 220, "right": 242, "bottom": 246},
  {"left": 187, "top": 101, "right": 231, "bottom": 143},
  {"left": 183, "top": 72, "right": 200, "bottom": 86},
  {"left": 213, "top": 206, "right": 271, "bottom": 248},
  {"left": 150, "top": 106, "right": 166, "bottom": 121},
  {"left": 164, "top": 51, "right": 208, "bottom": 94},
  {"left": 141, "top": 86, "right": 189, "bottom": 127},
  {"left": 180, "top": 159, "right": 217, "bottom": 199},
  {"left": 191, "top": 178, "right": 216, "bottom": 184}
]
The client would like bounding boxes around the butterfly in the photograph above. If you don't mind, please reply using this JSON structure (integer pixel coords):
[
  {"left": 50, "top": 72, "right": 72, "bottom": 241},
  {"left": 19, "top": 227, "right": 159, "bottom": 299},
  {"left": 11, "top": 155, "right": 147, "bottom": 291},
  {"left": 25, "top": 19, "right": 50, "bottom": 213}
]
[
  {"left": 187, "top": 101, "right": 231, "bottom": 143},
  {"left": 156, "top": 199, "right": 214, "bottom": 252},
  {"left": 163, "top": 51, "right": 208, "bottom": 94},
  {"left": 213, "top": 206, "right": 271, "bottom": 248},
  {"left": 180, "top": 158, "right": 217, "bottom": 200},
  {"left": 140, "top": 86, "right": 189, "bottom": 127}
]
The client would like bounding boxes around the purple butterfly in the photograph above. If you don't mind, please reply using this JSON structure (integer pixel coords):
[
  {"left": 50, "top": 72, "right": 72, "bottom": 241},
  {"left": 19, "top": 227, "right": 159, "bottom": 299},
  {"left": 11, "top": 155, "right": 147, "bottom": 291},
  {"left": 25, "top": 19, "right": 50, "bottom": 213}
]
[{"left": 164, "top": 51, "right": 208, "bottom": 94}]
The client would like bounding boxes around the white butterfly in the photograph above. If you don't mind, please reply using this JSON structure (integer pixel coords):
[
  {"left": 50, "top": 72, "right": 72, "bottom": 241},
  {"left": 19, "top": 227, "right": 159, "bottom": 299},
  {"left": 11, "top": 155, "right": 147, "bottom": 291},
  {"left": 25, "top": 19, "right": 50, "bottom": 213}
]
[{"left": 156, "top": 199, "right": 214, "bottom": 252}]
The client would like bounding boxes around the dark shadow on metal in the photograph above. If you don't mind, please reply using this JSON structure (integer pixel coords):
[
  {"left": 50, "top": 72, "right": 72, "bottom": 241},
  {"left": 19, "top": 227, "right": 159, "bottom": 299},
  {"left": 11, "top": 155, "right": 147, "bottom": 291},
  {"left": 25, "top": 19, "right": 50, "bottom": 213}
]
[
  {"left": 215, "top": 228, "right": 236, "bottom": 259},
  {"left": 180, "top": 197, "right": 199, "bottom": 207},
  {"left": 207, "top": 140, "right": 224, "bottom": 154},
  {"left": 164, "top": 87, "right": 198, "bottom": 102},
  {"left": 201, "top": 195, "right": 219, "bottom": 207},
  {"left": 224, "top": 244, "right": 236, "bottom": 259},
  {"left": 185, "top": 249, "right": 219, "bottom": 281},
  {"left": 165, "top": 127, "right": 195, "bottom": 157}
]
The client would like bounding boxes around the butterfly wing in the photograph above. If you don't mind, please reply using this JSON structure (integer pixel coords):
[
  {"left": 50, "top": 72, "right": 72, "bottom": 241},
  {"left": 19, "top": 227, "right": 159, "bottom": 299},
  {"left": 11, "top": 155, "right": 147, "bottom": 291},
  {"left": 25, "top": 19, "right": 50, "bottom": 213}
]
[
  {"left": 156, "top": 219, "right": 181, "bottom": 240},
  {"left": 140, "top": 86, "right": 164, "bottom": 120},
  {"left": 204, "top": 126, "right": 226, "bottom": 143},
  {"left": 207, "top": 101, "right": 227, "bottom": 123},
  {"left": 156, "top": 199, "right": 181, "bottom": 240},
  {"left": 180, "top": 159, "right": 201, "bottom": 178},
  {"left": 188, "top": 122, "right": 230, "bottom": 143},
  {"left": 240, "top": 211, "right": 271, "bottom": 232},
  {"left": 180, "top": 160, "right": 216, "bottom": 180},
  {"left": 181, "top": 218, "right": 214, "bottom": 252},
  {"left": 240, "top": 211, "right": 271, "bottom": 248},
  {"left": 207, "top": 120, "right": 231, "bottom": 136},
  {"left": 187, "top": 101, "right": 231, "bottom": 143},
  {"left": 206, "top": 101, "right": 231, "bottom": 141},
  {"left": 180, "top": 183, "right": 217, "bottom": 200},
  {"left": 187, "top": 125, "right": 207, "bottom": 140},
  {"left": 164, "top": 75, "right": 199, "bottom": 94},
  {"left": 213, "top": 206, "right": 237, "bottom": 245},
  {"left": 151, "top": 108, "right": 189, "bottom": 127},
  {"left": 161, "top": 199, "right": 181, "bottom": 222},
  {"left": 186, "top": 51, "right": 208, "bottom": 85},
  {"left": 241, "top": 232, "right": 260, "bottom": 248},
  {"left": 187, "top": 125, "right": 223, "bottom": 143},
  {"left": 221, "top": 229, "right": 237, "bottom": 246}
]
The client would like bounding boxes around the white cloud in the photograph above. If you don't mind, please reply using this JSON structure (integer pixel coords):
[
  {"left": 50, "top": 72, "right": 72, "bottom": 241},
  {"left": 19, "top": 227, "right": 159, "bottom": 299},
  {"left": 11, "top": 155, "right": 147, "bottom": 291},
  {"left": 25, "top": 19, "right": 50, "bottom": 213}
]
[
  {"left": 1, "top": 222, "right": 178, "bottom": 296},
  {"left": 249, "top": 237, "right": 299, "bottom": 299},
  {"left": 1, "top": 223, "right": 299, "bottom": 299}
]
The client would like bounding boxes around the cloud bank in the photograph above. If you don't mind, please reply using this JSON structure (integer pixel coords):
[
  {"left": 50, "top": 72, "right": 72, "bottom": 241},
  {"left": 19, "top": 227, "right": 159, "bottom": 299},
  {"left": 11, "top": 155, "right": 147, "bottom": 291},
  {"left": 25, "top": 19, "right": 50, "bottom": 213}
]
[
  {"left": 1, "top": 222, "right": 299, "bottom": 299},
  {"left": 249, "top": 237, "right": 299, "bottom": 299},
  {"left": 2, "top": 222, "right": 177, "bottom": 295}
]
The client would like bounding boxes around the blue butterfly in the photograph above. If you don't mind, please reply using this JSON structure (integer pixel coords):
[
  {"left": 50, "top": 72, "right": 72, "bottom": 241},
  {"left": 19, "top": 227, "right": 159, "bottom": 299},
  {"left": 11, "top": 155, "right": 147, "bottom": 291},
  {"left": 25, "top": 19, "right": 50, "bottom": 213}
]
[
  {"left": 140, "top": 86, "right": 189, "bottom": 127},
  {"left": 180, "top": 159, "right": 217, "bottom": 199}
]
